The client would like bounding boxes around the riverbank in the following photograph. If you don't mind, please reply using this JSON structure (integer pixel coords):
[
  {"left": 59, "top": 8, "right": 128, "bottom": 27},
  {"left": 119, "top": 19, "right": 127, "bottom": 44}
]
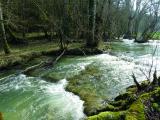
[
  {"left": 0, "top": 41, "right": 104, "bottom": 120},
  {"left": 1, "top": 40, "right": 160, "bottom": 120},
  {"left": 87, "top": 81, "right": 160, "bottom": 120},
  {"left": 0, "top": 42, "right": 103, "bottom": 73}
]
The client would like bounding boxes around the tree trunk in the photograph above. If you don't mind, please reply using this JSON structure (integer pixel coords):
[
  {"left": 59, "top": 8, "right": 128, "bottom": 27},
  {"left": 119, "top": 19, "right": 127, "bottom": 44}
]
[
  {"left": 107, "top": 0, "right": 112, "bottom": 40},
  {"left": 0, "top": 3, "right": 10, "bottom": 54},
  {"left": 134, "top": 18, "right": 140, "bottom": 42},
  {"left": 58, "top": 0, "right": 68, "bottom": 50},
  {"left": 95, "top": 0, "right": 106, "bottom": 44},
  {"left": 86, "top": 0, "right": 97, "bottom": 47},
  {"left": 124, "top": 17, "right": 133, "bottom": 39}
]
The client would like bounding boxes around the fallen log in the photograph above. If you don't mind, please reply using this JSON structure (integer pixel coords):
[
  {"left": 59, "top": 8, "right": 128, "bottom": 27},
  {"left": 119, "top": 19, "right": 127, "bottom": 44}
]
[{"left": 22, "top": 50, "right": 65, "bottom": 74}]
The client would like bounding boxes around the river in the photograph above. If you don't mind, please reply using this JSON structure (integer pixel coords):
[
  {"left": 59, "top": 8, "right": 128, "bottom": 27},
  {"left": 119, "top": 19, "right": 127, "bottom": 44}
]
[{"left": 0, "top": 39, "right": 160, "bottom": 120}]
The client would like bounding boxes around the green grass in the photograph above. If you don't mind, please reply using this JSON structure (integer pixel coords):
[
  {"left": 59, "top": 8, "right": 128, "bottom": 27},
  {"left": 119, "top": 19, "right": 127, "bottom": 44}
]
[
  {"left": 152, "top": 32, "right": 160, "bottom": 40},
  {"left": 12, "top": 32, "right": 57, "bottom": 40},
  {"left": 26, "top": 32, "right": 46, "bottom": 38},
  {"left": 12, "top": 32, "right": 46, "bottom": 39},
  {"left": 0, "top": 42, "right": 58, "bottom": 56}
]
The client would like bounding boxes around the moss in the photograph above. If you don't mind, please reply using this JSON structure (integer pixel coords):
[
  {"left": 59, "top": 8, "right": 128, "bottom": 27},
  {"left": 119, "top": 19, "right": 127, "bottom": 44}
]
[
  {"left": 109, "top": 100, "right": 126, "bottom": 107},
  {"left": 87, "top": 111, "right": 126, "bottom": 120},
  {"left": 67, "top": 83, "right": 101, "bottom": 115},
  {"left": 125, "top": 88, "right": 160, "bottom": 120},
  {"left": 126, "top": 87, "right": 137, "bottom": 93},
  {"left": 114, "top": 92, "right": 137, "bottom": 102},
  {"left": 125, "top": 100, "right": 146, "bottom": 120},
  {"left": 139, "top": 87, "right": 160, "bottom": 101},
  {"left": 108, "top": 100, "right": 131, "bottom": 111},
  {"left": 42, "top": 72, "right": 61, "bottom": 82},
  {"left": 86, "top": 87, "right": 160, "bottom": 120},
  {"left": 152, "top": 103, "right": 159, "bottom": 110},
  {"left": 66, "top": 64, "right": 105, "bottom": 116},
  {"left": 114, "top": 92, "right": 131, "bottom": 101},
  {"left": 140, "top": 80, "right": 150, "bottom": 88},
  {"left": 103, "top": 104, "right": 116, "bottom": 111},
  {"left": 96, "top": 104, "right": 120, "bottom": 114}
]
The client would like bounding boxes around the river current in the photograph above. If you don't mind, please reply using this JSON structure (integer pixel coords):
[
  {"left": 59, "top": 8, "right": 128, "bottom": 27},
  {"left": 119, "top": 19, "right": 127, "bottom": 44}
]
[{"left": 0, "top": 39, "right": 160, "bottom": 120}]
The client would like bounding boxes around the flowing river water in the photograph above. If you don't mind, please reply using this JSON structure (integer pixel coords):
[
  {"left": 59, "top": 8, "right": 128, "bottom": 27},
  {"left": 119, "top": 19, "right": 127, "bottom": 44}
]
[{"left": 0, "top": 39, "right": 160, "bottom": 120}]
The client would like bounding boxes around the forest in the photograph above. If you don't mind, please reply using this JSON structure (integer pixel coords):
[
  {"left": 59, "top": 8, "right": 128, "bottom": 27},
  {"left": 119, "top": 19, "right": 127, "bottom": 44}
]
[{"left": 0, "top": 0, "right": 160, "bottom": 120}]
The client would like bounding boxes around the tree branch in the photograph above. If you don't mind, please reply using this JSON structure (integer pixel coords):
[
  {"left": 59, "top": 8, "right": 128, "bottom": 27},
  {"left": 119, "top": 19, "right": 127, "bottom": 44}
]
[{"left": 22, "top": 50, "right": 66, "bottom": 74}]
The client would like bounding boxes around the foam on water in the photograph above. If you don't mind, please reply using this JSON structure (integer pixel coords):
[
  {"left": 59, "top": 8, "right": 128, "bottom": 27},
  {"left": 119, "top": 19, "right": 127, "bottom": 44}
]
[
  {"left": 0, "top": 75, "right": 85, "bottom": 120},
  {"left": 122, "top": 39, "right": 134, "bottom": 44},
  {"left": 1, "top": 39, "right": 160, "bottom": 120}
]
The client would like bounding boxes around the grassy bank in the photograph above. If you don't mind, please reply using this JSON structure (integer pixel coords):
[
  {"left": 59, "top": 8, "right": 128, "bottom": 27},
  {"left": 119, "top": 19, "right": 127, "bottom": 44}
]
[
  {"left": 0, "top": 42, "right": 59, "bottom": 70},
  {"left": 0, "top": 41, "right": 103, "bottom": 78}
]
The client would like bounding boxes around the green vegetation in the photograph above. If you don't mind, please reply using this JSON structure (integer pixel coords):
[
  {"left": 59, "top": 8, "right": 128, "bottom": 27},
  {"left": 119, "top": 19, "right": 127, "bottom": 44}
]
[
  {"left": 125, "top": 100, "right": 145, "bottom": 120},
  {"left": 152, "top": 32, "right": 160, "bottom": 40},
  {"left": 66, "top": 64, "right": 104, "bottom": 115},
  {"left": 0, "top": 0, "right": 159, "bottom": 54},
  {"left": 0, "top": 42, "right": 58, "bottom": 70},
  {"left": 87, "top": 111, "right": 126, "bottom": 120},
  {"left": 87, "top": 82, "right": 160, "bottom": 120},
  {"left": 0, "top": 0, "right": 160, "bottom": 120}
]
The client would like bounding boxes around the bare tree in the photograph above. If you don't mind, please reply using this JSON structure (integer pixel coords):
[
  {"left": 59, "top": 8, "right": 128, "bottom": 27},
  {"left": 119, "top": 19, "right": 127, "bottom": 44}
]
[{"left": 134, "top": 0, "right": 160, "bottom": 43}]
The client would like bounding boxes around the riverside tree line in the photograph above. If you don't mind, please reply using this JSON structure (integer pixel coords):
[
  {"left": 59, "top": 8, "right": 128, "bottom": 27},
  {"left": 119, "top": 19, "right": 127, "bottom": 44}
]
[{"left": 0, "top": 0, "right": 160, "bottom": 54}]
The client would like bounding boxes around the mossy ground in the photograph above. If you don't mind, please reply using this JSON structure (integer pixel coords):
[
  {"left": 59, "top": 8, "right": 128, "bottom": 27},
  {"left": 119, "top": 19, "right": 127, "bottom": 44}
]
[
  {"left": 152, "top": 32, "right": 160, "bottom": 40},
  {"left": 66, "top": 64, "right": 104, "bottom": 115},
  {"left": 87, "top": 111, "right": 126, "bottom": 120},
  {"left": 125, "top": 99, "right": 145, "bottom": 120},
  {"left": 0, "top": 42, "right": 58, "bottom": 70},
  {"left": 87, "top": 82, "right": 160, "bottom": 120},
  {"left": 0, "top": 41, "right": 104, "bottom": 72},
  {"left": 0, "top": 42, "right": 85, "bottom": 80}
]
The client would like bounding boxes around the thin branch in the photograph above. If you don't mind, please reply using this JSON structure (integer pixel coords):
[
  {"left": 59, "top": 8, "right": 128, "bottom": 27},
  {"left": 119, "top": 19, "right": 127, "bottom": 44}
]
[
  {"left": 139, "top": 68, "right": 150, "bottom": 81},
  {"left": 132, "top": 73, "right": 141, "bottom": 90},
  {"left": 148, "top": 45, "right": 157, "bottom": 80}
]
